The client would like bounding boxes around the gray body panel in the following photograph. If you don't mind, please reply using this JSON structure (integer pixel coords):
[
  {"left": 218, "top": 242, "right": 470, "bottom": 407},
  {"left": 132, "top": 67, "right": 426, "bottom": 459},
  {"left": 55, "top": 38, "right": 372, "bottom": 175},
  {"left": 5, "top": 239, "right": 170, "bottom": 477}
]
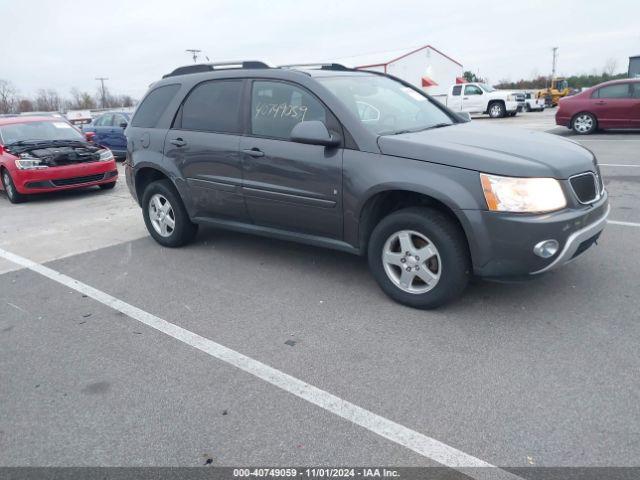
[{"left": 125, "top": 66, "right": 607, "bottom": 277}]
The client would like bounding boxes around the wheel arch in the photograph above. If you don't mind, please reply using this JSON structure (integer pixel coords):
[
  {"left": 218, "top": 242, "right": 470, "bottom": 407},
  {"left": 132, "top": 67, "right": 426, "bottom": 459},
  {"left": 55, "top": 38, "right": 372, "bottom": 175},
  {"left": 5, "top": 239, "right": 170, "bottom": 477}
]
[
  {"left": 134, "top": 165, "right": 173, "bottom": 206},
  {"left": 357, "top": 187, "right": 474, "bottom": 258}
]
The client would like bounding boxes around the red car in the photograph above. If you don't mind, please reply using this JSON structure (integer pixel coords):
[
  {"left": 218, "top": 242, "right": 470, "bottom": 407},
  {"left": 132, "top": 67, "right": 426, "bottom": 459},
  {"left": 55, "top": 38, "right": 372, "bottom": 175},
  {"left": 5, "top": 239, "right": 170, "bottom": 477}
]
[
  {"left": 556, "top": 78, "right": 640, "bottom": 134},
  {"left": 0, "top": 116, "right": 118, "bottom": 204}
]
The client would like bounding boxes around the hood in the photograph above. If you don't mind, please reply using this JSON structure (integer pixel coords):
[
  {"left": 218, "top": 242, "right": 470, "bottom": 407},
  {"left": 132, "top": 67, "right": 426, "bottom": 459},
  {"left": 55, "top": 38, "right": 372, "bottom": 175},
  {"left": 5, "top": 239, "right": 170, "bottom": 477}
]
[
  {"left": 377, "top": 122, "right": 596, "bottom": 178},
  {"left": 4, "top": 140, "right": 108, "bottom": 166}
]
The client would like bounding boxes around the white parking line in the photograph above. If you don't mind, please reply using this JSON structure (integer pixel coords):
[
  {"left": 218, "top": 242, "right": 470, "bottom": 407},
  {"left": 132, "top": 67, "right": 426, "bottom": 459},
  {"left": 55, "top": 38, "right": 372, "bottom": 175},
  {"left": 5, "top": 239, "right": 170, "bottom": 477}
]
[
  {"left": 0, "top": 246, "right": 520, "bottom": 480},
  {"left": 609, "top": 219, "right": 640, "bottom": 228}
]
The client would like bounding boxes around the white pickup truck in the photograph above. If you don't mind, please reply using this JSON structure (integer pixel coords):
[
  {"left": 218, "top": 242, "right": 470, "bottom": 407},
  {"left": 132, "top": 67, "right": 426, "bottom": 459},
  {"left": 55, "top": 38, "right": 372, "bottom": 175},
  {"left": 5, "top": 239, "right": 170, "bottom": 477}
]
[{"left": 443, "top": 83, "right": 525, "bottom": 118}]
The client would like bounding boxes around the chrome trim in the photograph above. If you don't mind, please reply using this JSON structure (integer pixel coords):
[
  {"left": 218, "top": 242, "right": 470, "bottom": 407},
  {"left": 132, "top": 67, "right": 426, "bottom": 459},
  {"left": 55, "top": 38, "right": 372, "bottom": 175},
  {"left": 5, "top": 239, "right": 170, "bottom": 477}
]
[
  {"left": 531, "top": 204, "right": 610, "bottom": 275},
  {"left": 569, "top": 171, "right": 600, "bottom": 205}
]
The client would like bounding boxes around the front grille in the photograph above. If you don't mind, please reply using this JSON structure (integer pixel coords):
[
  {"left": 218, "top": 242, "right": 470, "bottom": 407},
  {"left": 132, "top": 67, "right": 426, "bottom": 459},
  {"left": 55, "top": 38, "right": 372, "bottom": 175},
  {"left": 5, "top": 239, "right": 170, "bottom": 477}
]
[
  {"left": 570, "top": 172, "right": 599, "bottom": 204},
  {"left": 51, "top": 173, "right": 105, "bottom": 187}
]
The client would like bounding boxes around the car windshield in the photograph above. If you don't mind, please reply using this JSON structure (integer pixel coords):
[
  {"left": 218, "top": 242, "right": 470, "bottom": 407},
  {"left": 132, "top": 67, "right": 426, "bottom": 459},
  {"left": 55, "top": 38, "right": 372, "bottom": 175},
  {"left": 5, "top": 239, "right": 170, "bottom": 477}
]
[
  {"left": 479, "top": 84, "right": 496, "bottom": 93},
  {"left": 0, "top": 120, "right": 84, "bottom": 145},
  {"left": 317, "top": 75, "right": 454, "bottom": 135}
]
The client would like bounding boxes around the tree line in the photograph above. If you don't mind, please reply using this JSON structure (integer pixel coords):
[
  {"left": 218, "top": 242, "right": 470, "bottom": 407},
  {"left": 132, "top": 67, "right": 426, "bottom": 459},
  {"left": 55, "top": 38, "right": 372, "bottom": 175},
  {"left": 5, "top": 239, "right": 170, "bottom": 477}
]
[
  {"left": 493, "top": 72, "right": 628, "bottom": 90},
  {"left": 0, "top": 78, "right": 136, "bottom": 114}
]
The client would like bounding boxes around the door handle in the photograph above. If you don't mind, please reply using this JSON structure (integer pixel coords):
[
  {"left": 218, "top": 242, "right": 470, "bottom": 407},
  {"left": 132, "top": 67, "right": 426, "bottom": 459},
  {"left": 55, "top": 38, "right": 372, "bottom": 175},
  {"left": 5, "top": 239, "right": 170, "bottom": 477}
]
[
  {"left": 243, "top": 148, "right": 265, "bottom": 157},
  {"left": 595, "top": 101, "right": 607, "bottom": 105},
  {"left": 169, "top": 138, "right": 187, "bottom": 147}
]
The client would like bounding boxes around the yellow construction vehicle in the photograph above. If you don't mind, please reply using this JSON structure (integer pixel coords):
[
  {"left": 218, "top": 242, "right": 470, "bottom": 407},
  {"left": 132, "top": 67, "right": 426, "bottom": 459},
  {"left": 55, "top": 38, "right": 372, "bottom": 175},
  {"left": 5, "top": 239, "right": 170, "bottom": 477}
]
[{"left": 536, "top": 78, "right": 570, "bottom": 107}]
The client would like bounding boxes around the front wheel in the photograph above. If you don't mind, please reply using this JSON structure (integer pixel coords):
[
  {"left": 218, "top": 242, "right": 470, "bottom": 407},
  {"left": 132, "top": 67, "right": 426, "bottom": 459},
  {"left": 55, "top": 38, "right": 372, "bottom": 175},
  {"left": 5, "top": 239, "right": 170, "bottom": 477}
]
[
  {"left": 2, "top": 170, "right": 27, "bottom": 204},
  {"left": 572, "top": 112, "right": 597, "bottom": 135},
  {"left": 488, "top": 102, "right": 506, "bottom": 118},
  {"left": 141, "top": 179, "right": 198, "bottom": 247},
  {"left": 367, "top": 207, "right": 470, "bottom": 309}
]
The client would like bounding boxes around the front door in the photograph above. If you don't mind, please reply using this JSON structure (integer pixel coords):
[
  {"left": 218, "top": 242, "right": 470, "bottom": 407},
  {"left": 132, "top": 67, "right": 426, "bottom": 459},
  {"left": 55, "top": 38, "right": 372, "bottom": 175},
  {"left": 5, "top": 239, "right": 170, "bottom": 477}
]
[
  {"left": 240, "top": 80, "right": 343, "bottom": 239},
  {"left": 164, "top": 78, "right": 248, "bottom": 221},
  {"left": 93, "top": 114, "right": 114, "bottom": 149},
  {"left": 462, "top": 84, "right": 484, "bottom": 113}
]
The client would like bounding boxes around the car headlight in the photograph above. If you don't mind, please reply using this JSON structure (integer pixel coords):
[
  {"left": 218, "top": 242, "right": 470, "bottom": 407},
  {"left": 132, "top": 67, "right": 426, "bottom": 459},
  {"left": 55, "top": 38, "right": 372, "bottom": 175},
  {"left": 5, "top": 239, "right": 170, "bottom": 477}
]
[
  {"left": 480, "top": 173, "right": 567, "bottom": 213},
  {"left": 98, "top": 149, "right": 114, "bottom": 161},
  {"left": 15, "top": 157, "right": 48, "bottom": 170}
]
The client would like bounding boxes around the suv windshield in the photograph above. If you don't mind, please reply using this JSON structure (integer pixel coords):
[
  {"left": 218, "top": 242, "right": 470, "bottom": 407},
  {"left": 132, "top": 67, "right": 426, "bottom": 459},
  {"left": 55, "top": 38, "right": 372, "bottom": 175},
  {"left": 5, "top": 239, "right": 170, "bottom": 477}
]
[
  {"left": 479, "top": 84, "right": 496, "bottom": 93},
  {"left": 0, "top": 120, "right": 84, "bottom": 145},
  {"left": 317, "top": 75, "right": 454, "bottom": 135}
]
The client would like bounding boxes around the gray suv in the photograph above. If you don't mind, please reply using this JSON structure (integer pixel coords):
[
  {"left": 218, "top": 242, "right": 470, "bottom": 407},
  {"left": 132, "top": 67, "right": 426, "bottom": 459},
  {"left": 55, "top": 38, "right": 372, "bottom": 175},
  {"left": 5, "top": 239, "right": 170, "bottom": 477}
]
[{"left": 125, "top": 61, "right": 609, "bottom": 308}]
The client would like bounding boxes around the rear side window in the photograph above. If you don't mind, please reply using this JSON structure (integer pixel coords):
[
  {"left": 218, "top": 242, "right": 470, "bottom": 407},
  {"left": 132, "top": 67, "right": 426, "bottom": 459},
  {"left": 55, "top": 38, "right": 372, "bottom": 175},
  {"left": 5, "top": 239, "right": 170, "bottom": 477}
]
[
  {"left": 179, "top": 80, "right": 243, "bottom": 133},
  {"left": 251, "top": 81, "right": 327, "bottom": 139},
  {"left": 594, "top": 84, "right": 631, "bottom": 99},
  {"left": 131, "top": 84, "right": 180, "bottom": 128},
  {"left": 95, "top": 114, "right": 112, "bottom": 127},
  {"left": 632, "top": 83, "right": 640, "bottom": 99},
  {"left": 452, "top": 85, "right": 462, "bottom": 96}
]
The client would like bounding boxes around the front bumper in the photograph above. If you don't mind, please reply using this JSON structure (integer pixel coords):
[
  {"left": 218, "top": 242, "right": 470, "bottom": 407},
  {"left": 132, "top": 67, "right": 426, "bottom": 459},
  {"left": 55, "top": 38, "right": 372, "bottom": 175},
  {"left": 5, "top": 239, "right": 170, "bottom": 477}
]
[
  {"left": 12, "top": 160, "right": 118, "bottom": 194},
  {"left": 465, "top": 192, "right": 609, "bottom": 278}
]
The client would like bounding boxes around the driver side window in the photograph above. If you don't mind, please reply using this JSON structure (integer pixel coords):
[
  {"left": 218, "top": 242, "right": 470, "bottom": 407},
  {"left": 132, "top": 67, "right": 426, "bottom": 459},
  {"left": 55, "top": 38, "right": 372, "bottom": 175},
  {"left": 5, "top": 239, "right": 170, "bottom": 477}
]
[
  {"left": 464, "top": 85, "right": 483, "bottom": 95},
  {"left": 251, "top": 81, "right": 328, "bottom": 140}
]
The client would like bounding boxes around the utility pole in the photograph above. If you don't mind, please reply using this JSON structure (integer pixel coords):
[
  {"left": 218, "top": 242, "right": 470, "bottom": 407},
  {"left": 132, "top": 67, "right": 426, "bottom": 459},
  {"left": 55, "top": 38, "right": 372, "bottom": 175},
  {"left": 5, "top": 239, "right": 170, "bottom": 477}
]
[
  {"left": 95, "top": 77, "right": 108, "bottom": 108},
  {"left": 551, "top": 47, "right": 559, "bottom": 80},
  {"left": 185, "top": 49, "right": 202, "bottom": 63}
]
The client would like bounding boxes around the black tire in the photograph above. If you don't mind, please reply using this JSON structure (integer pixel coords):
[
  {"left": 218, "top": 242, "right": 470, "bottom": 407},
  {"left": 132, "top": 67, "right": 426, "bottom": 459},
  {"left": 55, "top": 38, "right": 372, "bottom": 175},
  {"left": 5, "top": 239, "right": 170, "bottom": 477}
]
[
  {"left": 1, "top": 169, "right": 27, "bottom": 204},
  {"left": 141, "top": 179, "right": 198, "bottom": 247},
  {"left": 508, "top": 111, "right": 517, "bottom": 117},
  {"left": 525, "top": 104, "right": 531, "bottom": 112},
  {"left": 367, "top": 207, "right": 470, "bottom": 309},
  {"left": 488, "top": 101, "right": 506, "bottom": 118},
  {"left": 571, "top": 112, "right": 597, "bottom": 135},
  {"left": 99, "top": 181, "right": 116, "bottom": 190}
]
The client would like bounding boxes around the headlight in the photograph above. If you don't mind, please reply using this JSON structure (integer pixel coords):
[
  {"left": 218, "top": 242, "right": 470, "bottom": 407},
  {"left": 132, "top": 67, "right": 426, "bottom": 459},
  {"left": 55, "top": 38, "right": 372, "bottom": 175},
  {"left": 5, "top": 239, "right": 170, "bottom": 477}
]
[
  {"left": 480, "top": 173, "right": 567, "bottom": 213},
  {"left": 98, "top": 149, "right": 114, "bottom": 161},
  {"left": 15, "top": 157, "right": 48, "bottom": 170}
]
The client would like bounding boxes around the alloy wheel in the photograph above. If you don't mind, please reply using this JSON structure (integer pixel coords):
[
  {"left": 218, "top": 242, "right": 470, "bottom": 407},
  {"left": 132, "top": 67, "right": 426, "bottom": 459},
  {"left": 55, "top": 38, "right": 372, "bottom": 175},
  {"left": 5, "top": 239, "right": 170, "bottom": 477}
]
[
  {"left": 573, "top": 114, "right": 594, "bottom": 133},
  {"left": 148, "top": 193, "right": 176, "bottom": 237},
  {"left": 3, "top": 172, "right": 14, "bottom": 200},
  {"left": 381, "top": 230, "right": 442, "bottom": 294}
]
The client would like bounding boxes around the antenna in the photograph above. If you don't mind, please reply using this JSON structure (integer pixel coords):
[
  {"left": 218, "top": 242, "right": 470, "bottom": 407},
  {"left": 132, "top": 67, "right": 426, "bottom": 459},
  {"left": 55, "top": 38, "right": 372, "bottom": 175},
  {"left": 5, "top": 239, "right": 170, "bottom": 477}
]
[
  {"left": 185, "top": 49, "right": 202, "bottom": 63},
  {"left": 95, "top": 77, "right": 109, "bottom": 108}
]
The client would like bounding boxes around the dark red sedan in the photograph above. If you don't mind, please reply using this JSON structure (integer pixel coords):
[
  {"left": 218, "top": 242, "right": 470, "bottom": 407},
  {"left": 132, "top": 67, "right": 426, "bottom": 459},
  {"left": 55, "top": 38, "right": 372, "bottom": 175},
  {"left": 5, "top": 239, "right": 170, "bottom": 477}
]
[
  {"left": 556, "top": 78, "right": 640, "bottom": 134},
  {"left": 0, "top": 116, "right": 118, "bottom": 203}
]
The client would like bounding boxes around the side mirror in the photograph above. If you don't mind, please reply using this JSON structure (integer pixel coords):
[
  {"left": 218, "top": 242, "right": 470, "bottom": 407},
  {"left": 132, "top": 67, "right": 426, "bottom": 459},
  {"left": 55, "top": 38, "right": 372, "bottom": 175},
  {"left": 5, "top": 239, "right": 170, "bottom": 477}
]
[
  {"left": 119, "top": 122, "right": 128, "bottom": 128},
  {"left": 290, "top": 121, "right": 340, "bottom": 147},
  {"left": 457, "top": 112, "right": 472, "bottom": 122},
  {"left": 85, "top": 131, "right": 96, "bottom": 142}
]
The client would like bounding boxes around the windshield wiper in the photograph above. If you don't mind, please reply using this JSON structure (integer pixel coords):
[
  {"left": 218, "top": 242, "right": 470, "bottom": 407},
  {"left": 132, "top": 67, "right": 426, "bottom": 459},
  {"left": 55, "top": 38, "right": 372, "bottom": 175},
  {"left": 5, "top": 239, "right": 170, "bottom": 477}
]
[{"left": 379, "top": 123, "right": 453, "bottom": 136}]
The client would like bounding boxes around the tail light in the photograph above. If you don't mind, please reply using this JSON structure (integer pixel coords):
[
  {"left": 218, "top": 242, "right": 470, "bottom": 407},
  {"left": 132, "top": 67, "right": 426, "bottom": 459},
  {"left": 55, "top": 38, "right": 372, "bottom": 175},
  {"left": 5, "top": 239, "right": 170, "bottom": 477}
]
[{"left": 85, "top": 132, "right": 96, "bottom": 142}]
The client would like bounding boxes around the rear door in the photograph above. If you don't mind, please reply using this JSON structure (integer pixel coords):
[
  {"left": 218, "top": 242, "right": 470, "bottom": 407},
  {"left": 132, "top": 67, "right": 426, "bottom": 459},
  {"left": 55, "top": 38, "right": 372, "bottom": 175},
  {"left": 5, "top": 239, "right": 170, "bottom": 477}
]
[
  {"left": 448, "top": 85, "right": 463, "bottom": 111},
  {"left": 591, "top": 83, "right": 632, "bottom": 127},
  {"left": 239, "top": 79, "right": 343, "bottom": 239},
  {"left": 109, "top": 113, "right": 129, "bottom": 152},
  {"left": 462, "top": 84, "right": 484, "bottom": 113},
  {"left": 165, "top": 78, "right": 248, "bottom": 221}
]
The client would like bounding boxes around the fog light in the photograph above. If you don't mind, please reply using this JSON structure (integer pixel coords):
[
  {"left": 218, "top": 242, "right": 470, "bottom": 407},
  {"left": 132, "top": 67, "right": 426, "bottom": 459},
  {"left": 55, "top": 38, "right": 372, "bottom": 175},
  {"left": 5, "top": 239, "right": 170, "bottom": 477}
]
[{"left": 533, "top": 239, "right": 559, "bottom": 258}]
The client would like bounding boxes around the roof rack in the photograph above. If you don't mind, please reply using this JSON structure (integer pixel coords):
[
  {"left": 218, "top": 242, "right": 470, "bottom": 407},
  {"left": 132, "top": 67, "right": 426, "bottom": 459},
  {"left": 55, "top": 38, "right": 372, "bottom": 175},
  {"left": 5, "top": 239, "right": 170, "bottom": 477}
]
[
  {"left": 279, "top": 63, "right": 351, "bottom": 71},
  {"left": 163, "top": 61, "right": 271, "bottom": 78}
]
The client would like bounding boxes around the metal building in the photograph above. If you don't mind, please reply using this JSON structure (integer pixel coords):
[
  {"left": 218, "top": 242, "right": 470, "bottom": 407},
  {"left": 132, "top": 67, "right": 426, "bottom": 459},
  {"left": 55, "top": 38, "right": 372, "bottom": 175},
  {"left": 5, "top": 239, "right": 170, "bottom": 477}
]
[
  {"left": 337, "top": 45, "right": 464, "bottom": 97},
  {"left": 629, "top": 55, "right": 640, "bottom": 78}
]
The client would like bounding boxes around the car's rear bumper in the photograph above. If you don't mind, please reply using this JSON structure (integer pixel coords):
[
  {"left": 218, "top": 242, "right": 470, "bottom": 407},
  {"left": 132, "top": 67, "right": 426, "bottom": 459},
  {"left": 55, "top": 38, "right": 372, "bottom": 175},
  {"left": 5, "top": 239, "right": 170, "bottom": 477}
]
[
  {"left": 465, "top": 192, "right": 609, "bottom": 277},
  {"left": 12, "top": 160, "right": 118, "bottom": 194}
]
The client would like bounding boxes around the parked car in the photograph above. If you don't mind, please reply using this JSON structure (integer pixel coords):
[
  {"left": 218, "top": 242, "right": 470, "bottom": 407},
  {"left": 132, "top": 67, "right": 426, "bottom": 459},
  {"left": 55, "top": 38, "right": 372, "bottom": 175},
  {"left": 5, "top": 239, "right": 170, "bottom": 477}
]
[
  {"left": 66, "top": 109, "right": 93, "bottom": 128},
  {"left": 444, "top": 83, "right": 525, "bottom": 118},
  {"left": 556, "top": 78, "right": 640, "bottom": 134},
  {"left": 523, "top": 91, "right": 545, "bottom": 112},
  {"left": 83, "top": 111, "right": 130, "bottom": 158},
  {"left": 125, "top": 62, "right": 608, "bottom": 309},
  {"left": 0, "top": 116, "right": 118, "bottom": 203}
]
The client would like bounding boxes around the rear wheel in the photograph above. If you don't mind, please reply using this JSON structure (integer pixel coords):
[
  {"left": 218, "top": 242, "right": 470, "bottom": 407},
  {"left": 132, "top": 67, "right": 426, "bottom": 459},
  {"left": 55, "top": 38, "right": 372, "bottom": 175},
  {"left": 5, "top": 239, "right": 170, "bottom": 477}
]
[
  {"left": 488, "top": 101, "right": 506, "bottom": 118},
  {"left": 1, "top": 170, "right": 27, "bottom": 204},
  {"left": 571, "top": 112, "right": 597, "bottom": 135},
  {"left": 367, "top": 207, "right": 470, "bottom": 309},
  {"left": 141, "top": 179, "right": 198, "bottom": 247}
]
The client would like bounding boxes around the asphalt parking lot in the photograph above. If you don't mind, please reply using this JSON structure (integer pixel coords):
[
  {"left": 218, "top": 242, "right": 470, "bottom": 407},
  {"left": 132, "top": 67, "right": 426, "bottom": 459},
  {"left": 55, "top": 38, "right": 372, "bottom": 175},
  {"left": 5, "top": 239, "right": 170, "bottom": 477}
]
[{"left": 1, "top": 109, "right": 639, "bottom": 474}]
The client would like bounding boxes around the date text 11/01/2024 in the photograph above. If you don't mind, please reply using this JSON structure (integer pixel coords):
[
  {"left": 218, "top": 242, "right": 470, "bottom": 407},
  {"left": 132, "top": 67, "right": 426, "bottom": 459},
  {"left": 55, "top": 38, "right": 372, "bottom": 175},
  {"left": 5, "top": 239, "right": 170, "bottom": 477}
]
[{"left": 233, "top": 468, "right": 400, "bottom": 478}]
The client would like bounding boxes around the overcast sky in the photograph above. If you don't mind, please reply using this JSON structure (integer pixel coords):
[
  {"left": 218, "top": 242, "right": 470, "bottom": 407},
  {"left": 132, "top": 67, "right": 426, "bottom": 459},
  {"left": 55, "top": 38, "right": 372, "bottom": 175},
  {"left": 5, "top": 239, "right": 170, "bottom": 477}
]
[{"left": 1, "top": 0, "right": 639, "bottom": 99}]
